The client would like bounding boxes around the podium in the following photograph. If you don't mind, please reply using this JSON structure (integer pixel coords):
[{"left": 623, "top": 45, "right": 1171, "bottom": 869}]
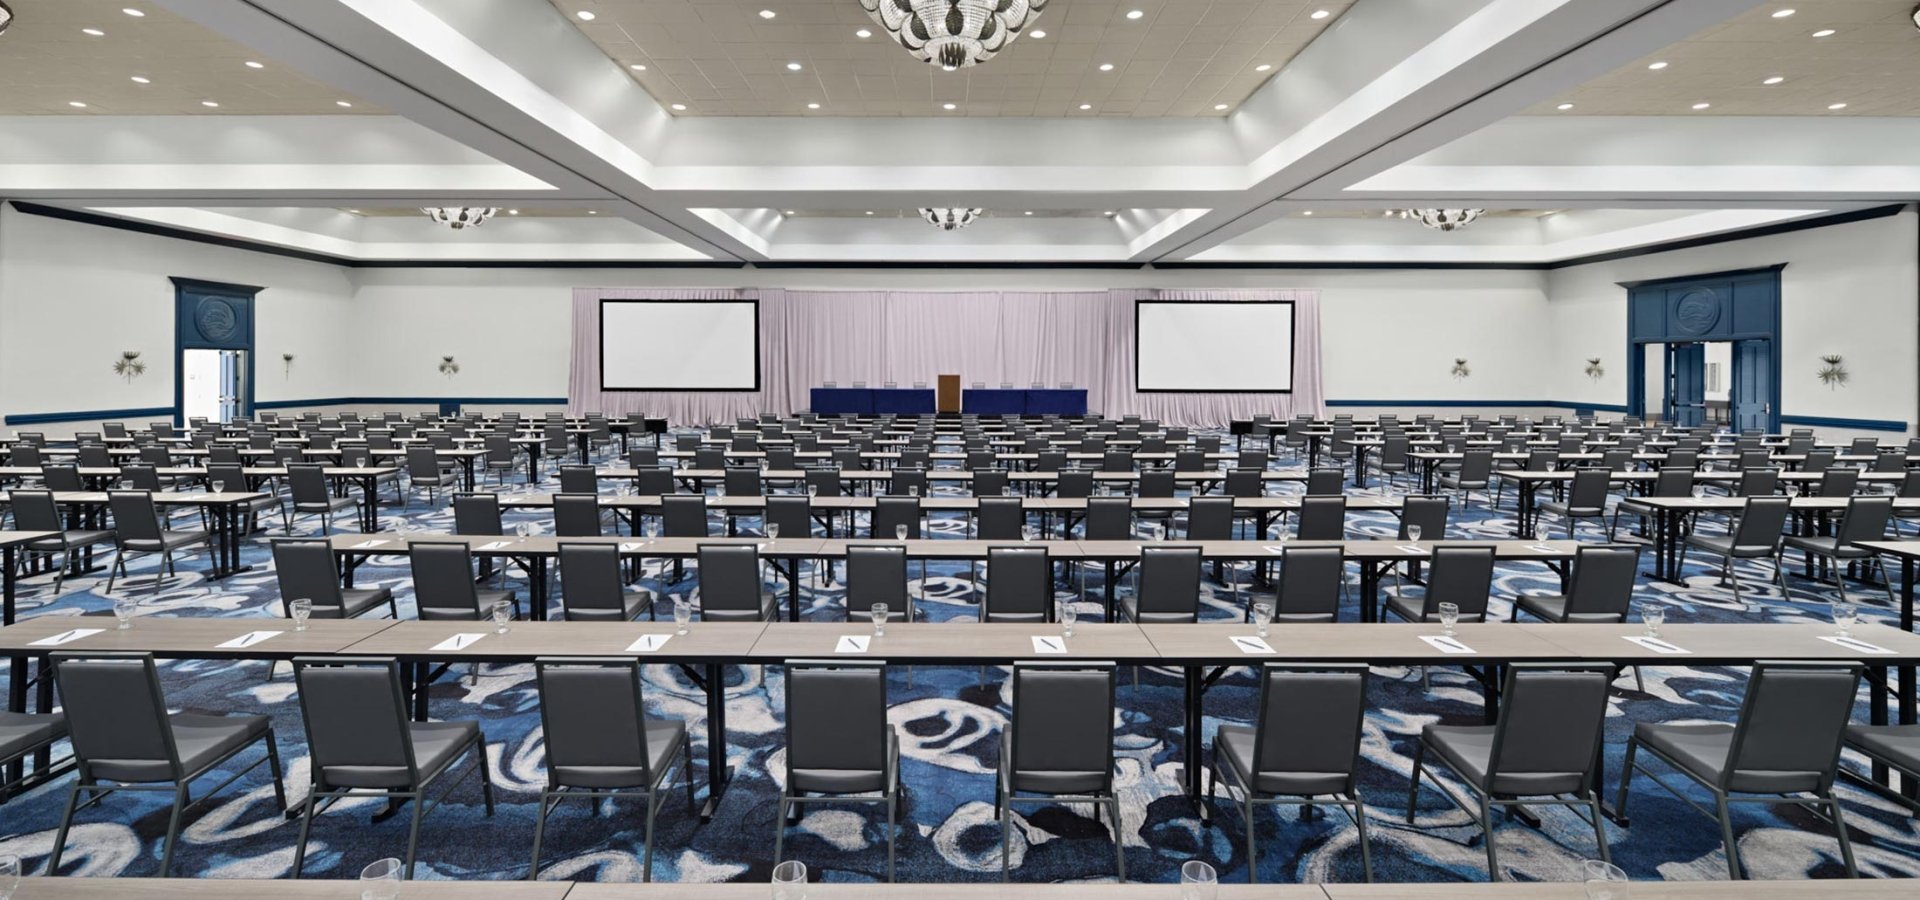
[{"left": 937, "top": 374, "right": 960, "bottom": 413}]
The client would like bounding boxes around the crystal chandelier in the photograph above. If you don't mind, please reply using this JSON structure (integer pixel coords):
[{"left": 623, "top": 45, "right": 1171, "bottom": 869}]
[
  {"left": 859, "top": 0, "right": 1048, "bottom": 70},
  {"left": 0, "top": 1, "right": 14, "bottom": 37},
  {"left": 920, "top": 207, "right": 982, "bottom": 231},
  {"left": 421, "top": 207, "right": 499, "bottom": 230},
  {"left": 1399, "top": 208, "right": 1486, "bottom": 231}
]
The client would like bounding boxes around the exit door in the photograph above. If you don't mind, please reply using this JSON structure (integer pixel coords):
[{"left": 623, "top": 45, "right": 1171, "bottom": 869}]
[
  {"left": 1666, "top": 343, "right": 1706, "bottom": 427},
  {"left": 1730, "top": 340, "right": 1774, "bottom": 432},
  {"left": 183, "top": 348, "right": 248, "bottom": 424}
]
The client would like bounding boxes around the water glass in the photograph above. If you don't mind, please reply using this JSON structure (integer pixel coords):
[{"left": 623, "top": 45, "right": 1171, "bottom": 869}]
[
  {"left": 1534, "top": 524, "right": 1550, "bottom": 544},
  {"left": 1060, "top": 602, "right": 1078, "bottom": 638},
  {"left": 1641, "top": 604, "right": 1665, "bottom": 638},
  {"left": 1406, "top": 524, "right": 1422, "bottom": 543},
  {"left": 771, "top": 859, "right": 807, "bottom": 900},
  {"left": 807, "top": 483, "right": 818, "bottom": 498},
  {"left": 1833, "top": 601, "right": 1859, "bottom": 638},
  {"left": 1582, "top": 859, "right": 1628, "bottom": 900},
  {"left": 0, "top": 854, "right": 19, "bottom": 900},
  {"left": 871, "top": 603, "right": 890, "bottom": 637},
  {"left": 1252, "top": 602, "right": 1273, "bottom": 639},
  {"left": 491, "top": 599, "right": 512, "bottom": 634},
  {"left": 1022, "top": 525, "right": 1037, "bottom": 543},
  {"left": 909, "top": 485, "right": 920, "bottom": 498},
  {"left": 1438, "top": 601, "right": 1460, "bottom": 637},
  {"left": 673, "top": 597, "right": 692, "bottom": 635},
  {"left": 645, "top": 519, "right": 661, "bottom": 541},
  {"left": 895, "top": 524, "right": 909, "bottom": 541},
  {"left": 767, "top": 522, "right": 781, "bottom": 542},
  {"left": 1179, "top": 860, "right": 1219, "bottom": 900},
  {"left": 290, "top": 597, "right": 313, "bottom": 632},
  {"left": 517, "top": 521, "right": 534, "bottom": 540},
  {"left": 114, "top": 597, "right": 137, "bottom": 630},
  {"left": 359, "top": 857, "right": 403, "bottom": 900}
]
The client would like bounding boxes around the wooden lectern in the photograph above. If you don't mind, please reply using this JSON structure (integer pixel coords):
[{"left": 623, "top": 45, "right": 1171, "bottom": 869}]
[{"left": 936, "top": 374, "right": 961, "bottom": 413}]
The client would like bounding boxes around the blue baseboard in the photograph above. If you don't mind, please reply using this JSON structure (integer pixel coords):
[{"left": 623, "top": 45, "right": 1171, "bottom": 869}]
[
  {"left": 8, "top": 397, "right": 569, "bottom": 425},
  {"left": 1780, "top": 414, "right": 1909, "bottom": 433},
  {"left": 4, "top": 406, "right": 176, "bottom": 426},
  {"left": 1326, "top": 399, "right": 1631, "bottom": 412}
]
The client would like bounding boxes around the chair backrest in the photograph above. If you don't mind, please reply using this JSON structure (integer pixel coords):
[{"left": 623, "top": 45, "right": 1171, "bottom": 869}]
[
  {"left": 1738, "top": 449, "right": 1772, "bottom": 470},
  {"left": 1817, "top": 466, "right": 1859, "bottom": 498},
  {"left": 635, "top": 466, "right": 676, "bottom": 497},
  {"left": 872, "top": 496, "right": 922, "bottom": 538},
  {"left": 54, "top": 653, "right": 182, "bottom": 782},
  {"left": 1802, "top": 449, "right": 1837, "bottom": 472},
  {"left": 40, "top": 463, "right": 83, "bottom": 493},
  {"left": 556, "top": 465, "right": 597, "bottom": 494},
  {"left": 1295, "top": 496, "right": 1346, "bottom": 541},
  {"left": 293, "top": 658, "right": 420, "bottom": 788},
  {"left": 977, "top": 496, "right": 1026, "bottom": 540},
  {"left": 1723, "top": 662, "right": 1862, "bottom": 793},
  {"left": 1055, "top": 469, "right": 1093, "bottom": 499},
  {"left": 409, "top": 541, "right": 483, "bottom": 618},
  {"left": 1458, "top": 450, "right": 1494, "bottom": 481},
  {"left": 1036, "top": 450, "right": 1067, "bottom": 473},
  {"left": 107, "top": 490, "right": 164, "bottom": 542},
  {"left": 556, "top": 543, "right": 630, "bottom": 620},
  {"left": 1399, "top": 495, "right": 1449, "bottom": 540},
  {"left": 972, "top": 469, "right": 1010, "bottom": 497},
  {"left": 1132, "top": 546, "right": 1201, "bottom": 622},
  {"left": 696, "top": 543, "right": 766, "bottom": 618},
  {"left": 1136, "top": 469, "right": 1175, "bottom": 499},
  {"left": 1736, "top": 467, "right": 1780, "bottom": 497},
  {"left": 535, "top": 658, "right": 656, "bottom": 786},
  {"left": 1567, "top": 467, "right": 1611, "bottom": 508},
  {"left": 273, "top": 539, "right": 349, "bottom": 615},
  {"left": 1224, "top": 468, "right": 1264, "bottom": 499},
  {"left": 1248, "top": 664, "right": 1368, "bottom": 795},
  {"left": 77, "top": 444, "right": 113, "bottom": 468},
  {"left": 845, "top": 544, "right": 910, "bottom": 618},
  {"left": 890, "top": 468, "right": 927, "bottom": 497},
  {"left": 626, "top": 447, "right": 659, "bottom": 469},
  {"left": 984, "top": 546, "right": 1051, "bottom": 623},
  {"left": 1900, "top": 469, "right": 1920, "bottom": 499},
  {"left": 804, "top": 467, "right": 843, "bottom": 497},
  {"left": 1238, "top": 449, "right": 1269, "bottom": 470},
  {"left": 9, "top": 489, "right": 64, "bottom": 532},
  {"left": 722, "top": 466, "right": 762, "bottom": 497},
  {"left": 1836, "top": 495, "right": 1893, "bottom": 544},
  {"left": 1276, "top": 545, "right": 1343, "bottom": 619},
  {"left": 1305, "top": 468, "right": 1344, "bottom": 496},
  {"left": 764, "top": 495, "right": 811, "bottom": 539},
  {"left": 452, "top": 492, "right": 504, "bottom": 535},
  {"left": 1422, "top": 545, "right": 1496, "bottom": 619},
  {"left": 661, "top": 495, "right": 711, "bottom": 537},
  {"left": 1729, "top": 495, "right": 1794, "bottom": 551},
  {"left": 1650, "top": 466, "right": 1694, "bottom": 498},
  {"left": 1485, "top": 664, "right": 1613, "bottom": 795},
  {"left": 1186, "top": 496, "right": 1234, "bottom": 540},
  {"left": 1174, "top": 450, "right": 1207, "bottom": 472},
  {"left": 1009, "top": 663, "right": 1115, "bottom": 793},
  {"left": 553, "top": 492, "right": 603, "bottom": 537},
  {"left": 1851, "top": 437, "right": 1881, "bottom": 455},
  {"left": 785, "top": 661, "right": 889, "bottom": 790},
  {"left": 1561, "top": 544, "right": 1640, "bottom": 622},
  {"left": 1084, "top": 497, "right": 1133, "bottom": 541},
  {"left": 288, "top": 463, "right": 332, "bottom": 504}
]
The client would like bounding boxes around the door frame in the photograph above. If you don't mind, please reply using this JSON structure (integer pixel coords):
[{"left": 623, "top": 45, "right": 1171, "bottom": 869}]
[
  {"left": 1623, "top": 265, "right": 1782, "bottom": 432},
  {"left": 172, "top": 277, "right": 261, "bottom": 427}
]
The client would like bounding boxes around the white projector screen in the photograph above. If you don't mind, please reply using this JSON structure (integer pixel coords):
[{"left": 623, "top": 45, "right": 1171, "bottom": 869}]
[
  {"left": 1135, "top": 301, "right": 1295, "bottom": 393},
  {"left": 600, "top": 300, "right": 760, "bottom": 391}
]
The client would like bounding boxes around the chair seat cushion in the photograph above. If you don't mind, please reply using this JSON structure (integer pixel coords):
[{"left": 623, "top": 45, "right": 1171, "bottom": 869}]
[
  {"left": 1272, "top": 611, "right": 1337, "bottom": 624},
  {"left": 1217, "top": 723, "right": 1349, "bottom": 796},
  {"left": 89, "top": 712, "right": 268, "bottom": 783},
  {"left": 1781, "top": 535, "right": 1871, "bottom": 559},
  {"left": 1010, "top": 769, "right": 1107, "bottom": 795},
  {"left": 1118, "top": 596, "right": 1196, "bottom": 624},
  {"left": 1539, "top": 502, "right": 1603, "bottom": 517},
  {"left": 1516, "top": 594, "right": 1626, "bottom": 625},
  {"left": 336, "top": 587, "right": 393, "bottom": 619},
  {"left": 0, "top": 711, "right": 67, "bottom": 761},
  {"left": 701, "top": 591, "right": 776, "bottom": 623},
  {"left": 1845, "top": 725, "right": 1920, "bottom": 774},
  {"left": 30, "top": 530, "right": 115, "bottom": 551},
  {"left": 122, "top": 531, "right": 210, "bottom": 552},
  {"left": 1423, "top": 723, "right": 1588, "bottom": 796},
  {"left": 553, "top": 719, "right": 686, "bottom": 790},
  {"left": 295, "top": 497, "right": 357, "bottom": 513},
  {"left": 567, "top": 591, "right": 654, "bottom": 622},
  {"left": 1383, "top": 593, "right": 1429, "bottom": 623},
  {"left": 792, "top": 764, "right": 888, "bottom": 794},
  {"left": 322, "top": 720, "right": 479, "bottom": 789},
  {"left": 1634, "top": 721, "right": 1826, "bottom": 794}
]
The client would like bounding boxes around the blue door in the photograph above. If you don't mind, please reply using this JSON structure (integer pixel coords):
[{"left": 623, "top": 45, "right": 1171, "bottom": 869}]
[
  {"left": 1730, "top": 340, "right": 1774, "bottom": 432},
  {"left": 1667, "top": 343, "right": 1706, "bottom": 427}
]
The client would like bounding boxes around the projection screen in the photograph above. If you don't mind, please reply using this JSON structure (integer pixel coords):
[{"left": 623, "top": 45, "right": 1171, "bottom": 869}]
[
  {"left": 600, "top": 299, "right": 760, "bottom": 391},
  {"left": 1135, "top": 300, "right": 1295, "bottom": 393}
]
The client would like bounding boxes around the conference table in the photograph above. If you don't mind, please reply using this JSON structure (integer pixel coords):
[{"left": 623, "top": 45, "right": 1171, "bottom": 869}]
[
  {"left": 808, "top": 387, "right": 936, "bottom": 415},
  {"left": 962, "top": 388, "right": 1089, "bottom": 416}
]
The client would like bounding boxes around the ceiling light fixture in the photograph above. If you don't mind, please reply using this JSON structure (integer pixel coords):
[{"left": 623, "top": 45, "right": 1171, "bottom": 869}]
[
  {"left": 131, "top": 76, "right": 150, "bottom": 84},
  {"left": 1023, "top": 210, "right": 1033, "bottom": 215},
  {"left": 919, "top": 208, "right": 982, "bottom": 231},
  {"left": 1098, "top": 63, "right": 1113, "bottom": 71},
  {"left": 1692, "top": 102, "right": 1711, "bottom": 110},
  {"left": 857, "top": 28, "right": 872, "bottom": 37},
  {"left": 807, "top": 102, "right": 820, "bottom": 109},
  {"left": 587, "top": 210, "right": 598, "bottom": 215},
  {"left": 943, "top": 102, "right": 957, "bottom": 110},
  {"left": 866, "top": 210, "right": 875, "bottom": 215},
  {"left": 1078, "top": 103, "right": 1091, "bottom": 110},
  {"left": 858, "top": 0, "right": 1048, "bottom": 70},
  {"left": 122, "top": 7, "right": 144, "bottom": 17},
  {"left": 1813, "top": 28, "right": 1835, "bottom": 36},
  {"left": 1556, "top": 102, "right": 1573, "bottom": 110},
  {"left": 335, "top": 100, "right": 353, "bottom": 107},
  {"left": 421, "top": 207, "right": 498, "bottom": 230},
  {"left": 244, "top": 60, "right": 264, "bottom": 69},
  {"left": 1913, "top": 4, "right": 1920, "bottom": 30},
  {"left": 1030, "top": 29, "right": 1046, "bottom": 38},
  {"left": 1771, "top": 8, "right": 1795, "bottom": 17},
  {"left": 576, "top": 10, "right": 595, "bottom": 20},
  {"left": 1255, "top": 64, "right": 1272, "bottom": 72},
  {"left": 671, "top": 103, "right": 687, "bottom": 110},
  {"left": 507, "top": 209, "right": 519, "bottom": 215},
  {"left": 1127, "top": 10, "right": 1143, "bottom": 19},
  {"left": 1829, "top": 102, "right": 1848, "bottom": 110},
  {"left": 83, "top": 28, "right": 105, "bottom": 36},
  {"left": 347, "top": 209, "right": 361, "bottom": 214},
  {"left": 1399, "top": 209, "right": 1484, "bottom": 231},
  {"left": 759, "top": 9, "right": 775, "bottom": 18},
  {"left": 787, "top": 61, "right": 802, "bottom": 71},
  {"left": 1104, "top": 210, "right": 1117, "bottom": 217},
  {"left": 200, "top": 100, "right": 219, "bottom": 107},
  {"left": 1310, "top": 9, "right": 1330, "bottom": 19},
  {"left": 68, "top": 101, "right": 87, "bottom": 108},
  {"left": 1763, "top": 76, "right": 1784, "bottom": 84},
  {"left": 1647, "top": 61, "right": 1668, "bottom": 70},
  {"left": 1214, "top": 103, "right": 1228, "bottom": 110},
  {"left": 630, "top": 63, "right": 647, "bottom": 70},
  {"left": 784, "top": 210, "right": 796, "bottom": 215},
  {"left": 1302, "top": 210, "right": 1313, "bottom": 216}
]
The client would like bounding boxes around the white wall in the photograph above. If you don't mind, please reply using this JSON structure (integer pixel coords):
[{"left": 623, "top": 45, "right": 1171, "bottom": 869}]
[{"left": 1550, "top": 208, "right": 1919, "bottom": 440}]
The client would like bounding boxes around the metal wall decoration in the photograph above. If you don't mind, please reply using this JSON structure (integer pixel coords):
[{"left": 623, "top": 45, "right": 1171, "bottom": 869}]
[
  {"left": 114, "top": 350, "right": 146, "bottom": 382},
  {"left": 859, "top": 0, "right": 1047, "bottom": 70},
  {"left": 283, "top": 353, "right": 296, "bottom": 378},
  {"left": 439, "top": 355, "right": 461, "bottom": 377},
  {"left": 920, "top": 207, "right": 983, "bottom": 231},
  {"left": 1450, "top": 358, "right": 1471, "bottom": 380},
  {"left": 1818, "top": 354, "right": 1848, "bottom": 389},
  {"left": 1585, "top": 357, "right": 1605, "bottom": 380}
]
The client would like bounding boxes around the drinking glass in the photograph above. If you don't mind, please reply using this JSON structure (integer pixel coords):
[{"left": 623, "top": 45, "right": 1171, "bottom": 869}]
[
  {"left": 1582, "top": 859, "right": 1629, "bottom": 900},
  {"left": 1022, "top": 525, "right": 1037, "bottom": 544},
  {"left": 771, "top": 859, "right": 807, "bottom": 900},
  {"left": 114, "top": 597, "right": 137, "bottom": 630},
  {"left": 807, "top": 483, "right": 818, "bottom": 498},
  {"left": 871, "top": 603, "right": 890, "bottom": 637},
  {"left": 909, "top": 485, "right": 920, "bottom": 498},
  {"left": 766, "top": 522, "right": 781, "bottom": 542},
  {"left": 0, "top": 854, "right": 20, "bottom": 900},
  {"left": 1438, "top": 601, "right": 1460, "bottom": 637},
  {"left": 1252, "top": 602, "right": 1273, "bottom": 639},
  {"left": 517, "top": 521, "right": 534, "bottom": 541},
  {"left": 673, "top": 598, "right": 692, "bottom": 635},
  {"left": 645, "top": 519, "right": 661, "bottom": 542},
  {"left": 290, "top": 597, "right": 312, "bottom": 632},
  {"left": 359, "top": 857, "right": 403, "bottom": 900},
  {"left": 1534, "top": 523, "right": 1550, "bottom": 545},
  {"left": 1641, "top": 604, "right": 1665, "bottom": 638},
  {"left": 1833, "top": 601, "right": 1859, "bottom": 638},
  {"left": 1406, "top": 524, "right": 1422, "bottom": 543},
  {"left": 1179, "top": 860, "right": 1219, "bottom": 900},
  {"left": 895, "top": 524, "right": 909, "bottom": 541},
  {"left": 491, "top": 599, "right": 512, "bottom": 634},
  {"left": 1060, "top": 602, "right": 1077, "bottom": 638}
]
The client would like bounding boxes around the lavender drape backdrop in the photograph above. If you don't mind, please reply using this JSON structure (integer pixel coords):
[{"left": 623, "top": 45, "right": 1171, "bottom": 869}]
[{"left": 570, "top": 287, "right": 1323, "bottom": 427}]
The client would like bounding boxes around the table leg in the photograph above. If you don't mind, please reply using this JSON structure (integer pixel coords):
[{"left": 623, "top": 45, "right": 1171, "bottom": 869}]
[
  {"left": 1515, "top": 480, "right": 1535, "bottom": 538},
  {"left": 1183, "top": 664, "right": 1209, "bottom": 825},
  {"left": 1104, "top": 561, "right": 1116, "bottom": 622},
  {"left": 1353, "top": 446, "right": 1370, "bottom": 489},
  {"left": 1358, "top": 559, "right": 1381, "bottom": 623},
  {"left": 1903, "top": 558, "right": 1917, "bottom": 798},
  {"left": 3, "top": 544, "right": 16, "bottom": 627},
  {"left": 359, "top": 476, "right": 379, "bottom": 532},
  {"left": 5, "top": 654, "right": 23, "bottom": 784},
  {"left": 701, "top": 662, "right": 734, "bottom": 821},
  {"left": 1870, "top": 666, "right": 1890, "bottom": 786},
  {"left": 461, "top": 458, "right": 478, "bottom": 492},
  {"left": 528, "top": 556, "right": 549, "bottom": 621}
]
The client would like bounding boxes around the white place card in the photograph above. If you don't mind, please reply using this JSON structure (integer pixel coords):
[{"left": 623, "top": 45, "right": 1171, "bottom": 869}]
[
  {"left": 29, "top": 628, "right": 103, "bottom": 647},
  {"left": 1623, "top": 635, "right": 1691, "bottom": 654},
  {"left": 351, "top": 539, "right": 388, "bottom": 549},
  {"left": 1229, "top": 635, "right": 1276, "bottom": 655},
  {"left": 1527, "top": 543, "right": 1557, "bottom": 553},
  {"left": 1031, "top": 635, "right": 1069, "bottom": 654},
  {"left": 834, "top": 635, "right": 871, "bottom": 654},
  {"left": 1420, "top": 635, "right": 1477, "bottom": 654},
  {"left": 627, "top": 633, "right": 673, "bottom": 652},
  {"left": 1396, "top": 544, "right": 1425, "bottom": 554},
  {"left": 620, "top": 542, "right": 643, "bottom": 552},
  {"left": 1820, "top": 635, "right": 1895, "bottom": 655},
  {"left": 217, "top": 630, "right": 285, "bottom": 649},
  {"left": 430, "top": 633, "right": 488, "bottom": 652},
  {"left": 476, "top": 540, "right": 513, "bottom": 551}
]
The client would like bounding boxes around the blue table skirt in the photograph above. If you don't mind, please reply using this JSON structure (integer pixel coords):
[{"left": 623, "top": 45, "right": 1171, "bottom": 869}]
[
  {"left": 963, "top": 389, "right": 1027, "bottom": 416},
  {"left": 1023, "top": 389, "right": 1088, "bottom": 416},
  {"left": 871, "top": 388, "right": 936, "bottom": 415},
  {"left": 810, "top": 388, "right": 873, "bottom": 415}
]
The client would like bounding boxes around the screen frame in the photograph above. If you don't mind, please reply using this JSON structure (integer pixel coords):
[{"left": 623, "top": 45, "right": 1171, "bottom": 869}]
[
  {"left": 1133, "top": 299, "right": 1296, "bottom": 394},
  {"left": 598, "top": 298, "right": 762, "bottom": 392}
]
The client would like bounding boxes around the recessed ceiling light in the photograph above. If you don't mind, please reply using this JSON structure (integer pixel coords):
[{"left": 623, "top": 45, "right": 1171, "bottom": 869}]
[
  {"left": 122, "top": 7, "right": 145, "bottom": 17},
  {"left": 758, "top": 9, "right": 775, "bottom": 18},
  {"left": 865, "top": 211, "right": 874, "bottom": 215},
  {"left": 347, "top": 209, "right": 361, "bottom": 214},
  {"left": 201, "top": 100, "right": 220, "bottom": 107},
  {"left": 807, "top": 102, "right": 820, "bottom": 109},
  {"left": 1029, "top": 29, "right": 1046, "bottom": 38},
  {"left": 1214, "top": 103, "right": 1229, "bottom": 110},
  {"left": 1691, "top": 102, "right": 1711, "bottom": 110},
  {"left": 671, "top": 103, "right": 687, "bottom": 111},
  {"left": 1078, "top": 103, "right": 1092, "bottom": 110},
  {"left": 336, "top": 100, "right": 353, "bottom": 107},
  {"left": 67, "top": 101, "right": 88, "bottom": 108},
  {"left": 1811, "top": 28, "right": 1835, "bottom": 37},
  {"left": 507, "top": 209, "right": 519, "bottom": 215},
  {"left": 784, "top": 210, "right": 796, "bottom": 215},
  {"left": 1828, "top": 102, "right": 1848, "bottom": 110},
  {"left": 576, "top": 10, "right": 595, "bottom": 20},
  {"left": 1556, "top": 102, "right": 1574, "bottom": 110},
  {"left": 1104, "top": 210, "right": 1117, "bottom": 217},
  {"left": 1302, "top": 210, "right": 1314, "bottom": 216},
  {"left": 82, "top": 27, "right": 105, "bottom": 36},
  {"left": 1310, "top": 9, "right": 1331, "bottom": 19},
  {"left": 787, "top": 62, "right": 802, "bottom": 71},
  {"left": 1098, "top": 63, "right": 1114, "bottom": 71},
  {"left": 1023, "top": 210, "right": 1033, "bottom": 215},
  {"left": 630, "top": 63, "right": 647, "bottom": 71},
  {"left": 1771, "top": 8, "right": 1795, "bottom": 17},
  {"left": 856, "top": 28, "right": 872, "bottom": 38},
  {"left": 1647, "top": 61, "right": 1668, "bottom": 70},
  {"left": 1126, "top": 9, "right": 1144, "bottom": 19},
  {"left": 130, "top": 76, "right": 150, "bottom": 84},
  {"left": 1762, "top": 76, "right": 1784, "bottom": 85},
  {"left": 587, "top": 210, "right": 598, "bottom": 215},
  {"left": 943, "top": 102, "right": 957, "bottom": 110},
  {"left": 244, "top": 60, "right": 264, "bottom": 69},
  {"left": 1255, "top": 64, "right": 1272, "bottom": 72}
]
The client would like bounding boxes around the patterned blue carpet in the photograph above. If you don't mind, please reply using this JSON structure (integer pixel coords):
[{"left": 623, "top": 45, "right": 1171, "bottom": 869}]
[{"left": 3, "top": 435, "right": 1919, "bottom": 886}]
